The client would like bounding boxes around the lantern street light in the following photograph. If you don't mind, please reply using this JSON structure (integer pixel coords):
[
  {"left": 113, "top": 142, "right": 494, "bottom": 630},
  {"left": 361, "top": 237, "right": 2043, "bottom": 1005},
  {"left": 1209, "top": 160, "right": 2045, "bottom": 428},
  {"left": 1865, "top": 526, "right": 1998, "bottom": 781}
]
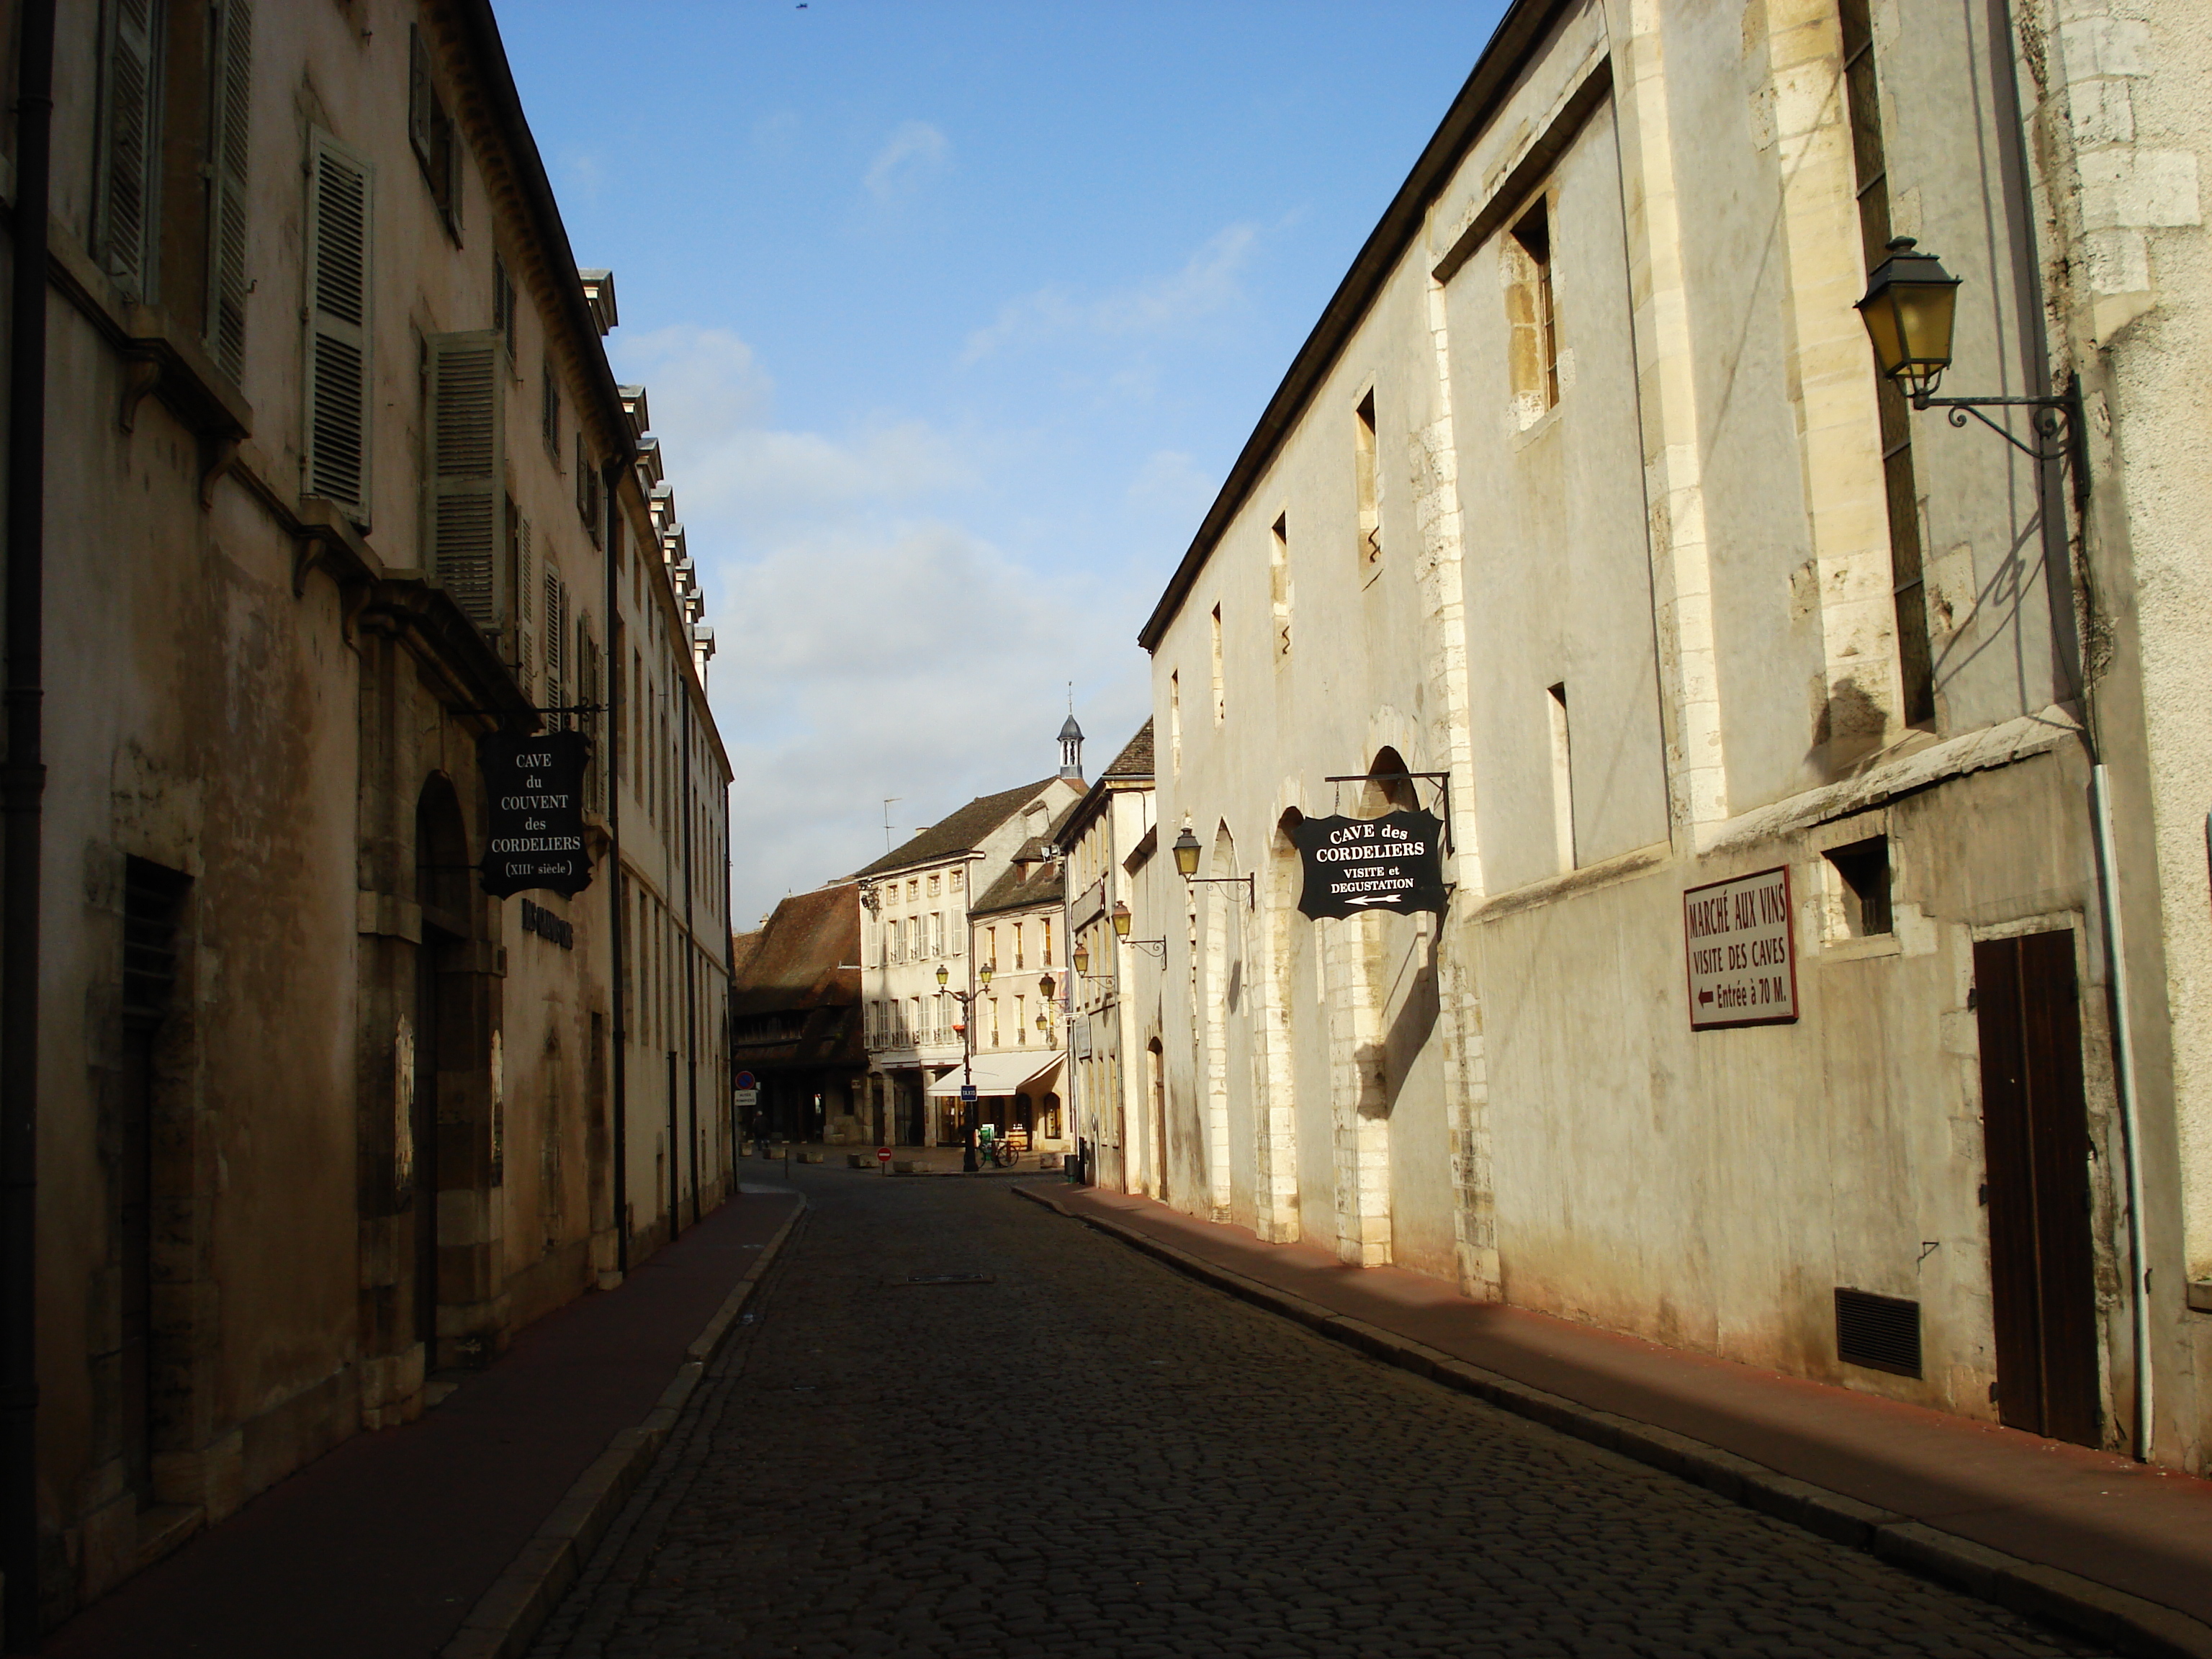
[
  {"left": 1172, "top": 824, "right": 1254, "bottom": 908},
  {"left": 1071, "top": 939, "right": 1090, "bottom": 974},
  {"left": 1855, "top": 238, "right": 2082, "bottom": 475},
  {"left": 1111, "top": 899, "right": 1165, "bottom": 957},
  {"left": 935, "top": 960, "right": 989, "bottom": 1171}
]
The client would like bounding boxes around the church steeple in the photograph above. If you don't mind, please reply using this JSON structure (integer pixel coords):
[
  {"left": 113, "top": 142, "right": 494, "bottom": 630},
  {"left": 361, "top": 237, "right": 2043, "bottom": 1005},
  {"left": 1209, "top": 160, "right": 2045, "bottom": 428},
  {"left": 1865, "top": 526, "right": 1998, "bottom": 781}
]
[{"left": 1058, "top": 713, "right": 1084, "bottom": 780}]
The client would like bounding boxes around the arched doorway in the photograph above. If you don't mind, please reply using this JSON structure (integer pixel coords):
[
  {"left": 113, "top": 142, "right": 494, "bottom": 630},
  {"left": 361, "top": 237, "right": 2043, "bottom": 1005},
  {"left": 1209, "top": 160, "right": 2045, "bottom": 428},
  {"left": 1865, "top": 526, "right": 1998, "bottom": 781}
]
[{"left": 1146, "top": 1038, "right": 1166, "bottom": 1200}]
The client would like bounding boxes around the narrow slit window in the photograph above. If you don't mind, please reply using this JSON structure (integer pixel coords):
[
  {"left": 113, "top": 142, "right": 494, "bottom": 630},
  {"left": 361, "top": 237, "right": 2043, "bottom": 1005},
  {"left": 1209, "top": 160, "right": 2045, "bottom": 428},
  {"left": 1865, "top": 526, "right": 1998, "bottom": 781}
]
[
  {"left": 1210, "top": 604, "right": 1226, "bottom": 727},
  {"left": 1547, "top": 683, "right": 1576, "bottom": 872},
  {"left": 1269, "top": 513, "right": 1292, "bottom": 659},
  {"left": 1354, "top": 392, "right": 1382, "bottom": 575},
  {"left": 1511, "top": 202, "right": 1560, "bottom": 415}
]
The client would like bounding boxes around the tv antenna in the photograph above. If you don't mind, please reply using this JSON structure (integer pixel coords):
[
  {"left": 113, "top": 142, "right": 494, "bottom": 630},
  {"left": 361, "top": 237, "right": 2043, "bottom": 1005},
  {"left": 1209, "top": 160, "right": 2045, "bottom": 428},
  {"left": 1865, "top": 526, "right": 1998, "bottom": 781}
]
[{"left": 884, "top": 798, "right": 901, "bottom": 853}]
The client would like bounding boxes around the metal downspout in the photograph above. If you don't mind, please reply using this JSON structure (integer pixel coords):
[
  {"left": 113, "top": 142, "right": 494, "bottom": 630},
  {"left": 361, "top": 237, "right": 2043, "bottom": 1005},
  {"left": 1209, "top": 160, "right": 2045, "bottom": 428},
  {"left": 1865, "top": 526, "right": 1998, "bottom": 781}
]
[
  {"left": 3, "top": 1, "right": 55, "bottom": 1645},
  {"left": 2092, "top": 767, "right": 2154, "bottom": 1460},
  {"left": 603, "top": 459, "right": 629, "bottom": 1276}
]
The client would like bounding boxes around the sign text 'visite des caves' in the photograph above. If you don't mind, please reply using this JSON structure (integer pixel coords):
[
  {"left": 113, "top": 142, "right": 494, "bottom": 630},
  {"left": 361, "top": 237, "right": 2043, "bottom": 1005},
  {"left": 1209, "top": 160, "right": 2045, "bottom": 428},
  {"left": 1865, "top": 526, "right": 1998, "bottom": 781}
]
[
  {"left": 479, "top": 729, "right": 593, "bottom": 899},
  {"left": 1292, "top": 809, "right": 1449, "bottom": 920},
  {"left": 1682, "top": 865, "right": 1798, "bottom": 1030}
]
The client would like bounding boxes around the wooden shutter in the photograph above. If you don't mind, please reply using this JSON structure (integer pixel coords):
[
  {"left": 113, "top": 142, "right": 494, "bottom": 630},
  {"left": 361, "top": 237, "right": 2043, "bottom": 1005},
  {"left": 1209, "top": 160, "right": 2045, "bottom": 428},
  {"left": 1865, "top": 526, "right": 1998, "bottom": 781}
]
[
  {"left": 543, "top": 572, "right": 566, "bottom": 720},
  {"left": 304, "top": 130, "right": 373, "bottom": 520},
  {"left": 408, "top": 26, "right": 433, "bottom": 167},
  {"left": 98, "top": 0, "right": 160, "bottom": 292},
  {"left": 204, "top": 0, "right": 253, "bottom": 382},
  {"left": 580, "top": 620, "right": 602, "bottom": 810},
  {"left": 424, "top": 331, "right": 505, "bottom": 630},
  {"left": 511, "top": 511, "right": 535, "bottom": 696}
]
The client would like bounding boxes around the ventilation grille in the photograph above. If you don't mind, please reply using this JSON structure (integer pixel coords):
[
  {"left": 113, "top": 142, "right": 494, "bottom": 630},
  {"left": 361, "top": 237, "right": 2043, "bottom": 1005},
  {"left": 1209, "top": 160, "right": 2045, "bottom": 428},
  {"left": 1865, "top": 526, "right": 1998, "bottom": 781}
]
[
  {"left": 1835, "top": 1287, "right": 1922, "bottom": 1377},
  {"left": 122, "top": 858, "right": 190, "bottom": 1028}
]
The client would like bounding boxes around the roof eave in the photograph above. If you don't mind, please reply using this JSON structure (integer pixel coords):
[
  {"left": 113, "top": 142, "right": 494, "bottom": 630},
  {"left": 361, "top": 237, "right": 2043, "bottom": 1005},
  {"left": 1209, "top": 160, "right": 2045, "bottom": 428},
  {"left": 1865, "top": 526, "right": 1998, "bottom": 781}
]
[{"left": 1135, "top": 0, "right": 1568, "bottom": 653}]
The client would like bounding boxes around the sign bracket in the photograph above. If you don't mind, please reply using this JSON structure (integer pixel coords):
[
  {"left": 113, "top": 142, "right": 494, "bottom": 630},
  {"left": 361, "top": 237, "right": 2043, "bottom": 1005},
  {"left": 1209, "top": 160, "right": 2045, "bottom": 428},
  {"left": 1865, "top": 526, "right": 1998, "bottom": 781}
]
[{"left": 1323, "top": 771, "right": 1455, "bottom": 855}]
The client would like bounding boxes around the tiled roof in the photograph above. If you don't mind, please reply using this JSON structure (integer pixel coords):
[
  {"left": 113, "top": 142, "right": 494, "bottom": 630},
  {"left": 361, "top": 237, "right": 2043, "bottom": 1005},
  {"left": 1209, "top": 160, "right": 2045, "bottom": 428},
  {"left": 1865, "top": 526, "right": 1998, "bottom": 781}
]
[
  {"left": 1102, "top": 718, "right": 1154, "bottom": 778},
  {"left": 729, "top": 882, "right": 861, "bottom": 1017},
  {"left": 852, "top": 777, "right": 1059, "bottom": 878},
  {"left": 969, "top": 800, "right": 1082, "bottom": 918}
]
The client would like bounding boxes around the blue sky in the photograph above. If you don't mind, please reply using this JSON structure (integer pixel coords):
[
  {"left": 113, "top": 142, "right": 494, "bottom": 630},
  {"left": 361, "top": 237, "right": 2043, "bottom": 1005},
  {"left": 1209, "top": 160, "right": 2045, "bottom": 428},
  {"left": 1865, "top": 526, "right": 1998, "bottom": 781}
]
[{"left": 497, "top": 1, "right": 1508, "bottom": 925}]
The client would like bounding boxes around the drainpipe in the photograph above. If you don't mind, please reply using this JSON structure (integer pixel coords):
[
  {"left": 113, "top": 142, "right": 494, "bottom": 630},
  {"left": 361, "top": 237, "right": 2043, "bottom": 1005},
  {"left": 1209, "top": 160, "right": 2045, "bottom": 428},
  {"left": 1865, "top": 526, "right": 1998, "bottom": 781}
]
[
  {"left": 603, "top": 458, "right": 628, "bottom": 1276},
  {"left": 2091, "top": 767, "right": 2153, "bottom": 1461},
  {"left": 3, "top": 3, "right": 55, "bottom": 1646}
]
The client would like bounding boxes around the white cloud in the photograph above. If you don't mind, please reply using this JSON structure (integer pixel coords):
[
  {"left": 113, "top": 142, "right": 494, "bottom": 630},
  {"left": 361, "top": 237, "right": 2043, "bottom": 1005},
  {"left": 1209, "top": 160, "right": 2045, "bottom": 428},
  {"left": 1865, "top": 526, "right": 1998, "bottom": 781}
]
[
  {"left": 863, "top": 120, "right": 950, "bottom": 201},
  {"left": 961, "top": 222, "right": 1261, "bottom": 363},
  {"left": 610, "top": 323, "right": 1151, "bottom": 925},
  {"left": 1125, "top": 449, "right": 1216, "bottom": 523}
]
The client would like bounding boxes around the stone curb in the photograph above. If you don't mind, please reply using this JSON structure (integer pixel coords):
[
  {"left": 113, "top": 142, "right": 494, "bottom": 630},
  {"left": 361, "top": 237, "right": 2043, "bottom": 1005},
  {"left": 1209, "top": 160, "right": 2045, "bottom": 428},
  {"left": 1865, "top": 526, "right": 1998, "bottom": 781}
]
[
  {"left": 1012, "top": 1182, "right": 2212, "bottom": 1659},
  {"left": 439, "top": 1200, "right": 807, "bottom": 1659}
]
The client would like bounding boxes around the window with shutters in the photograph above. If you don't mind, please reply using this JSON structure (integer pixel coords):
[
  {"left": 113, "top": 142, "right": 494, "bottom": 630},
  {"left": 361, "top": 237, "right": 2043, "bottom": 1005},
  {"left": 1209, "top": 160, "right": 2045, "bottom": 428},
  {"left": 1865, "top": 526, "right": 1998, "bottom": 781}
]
[
  {"left": 202, "top": 0, "right": 253, "bottom": 382},
  {"left": 492, "top": 253, "right": 517, "bottom": 367},
  {"left": 95, "top": 0, "right": 163, "bottom": 297},
  {"left": 508, "top": 506, "right": 534, "bottom": 695},
  {"left": 542, "top": 571, "right": 567, "bottom": 723},
  {"left": 424, "top": 331, "right": 505, "bottom": 634},
  {"left": 579, "top": 619, "right": 603, "bottom": 810},
  {"left": 541, "top": 364, "right": 561, "bottom": 461},
  {"left": 408, "top": 26, "right": 462, "bottom": 238},
  {"left": 575, "top": 431, "right": 601, "bottom": 544},
  {"left": 304, "top": 129, "right": 373, "bottom": 524}
]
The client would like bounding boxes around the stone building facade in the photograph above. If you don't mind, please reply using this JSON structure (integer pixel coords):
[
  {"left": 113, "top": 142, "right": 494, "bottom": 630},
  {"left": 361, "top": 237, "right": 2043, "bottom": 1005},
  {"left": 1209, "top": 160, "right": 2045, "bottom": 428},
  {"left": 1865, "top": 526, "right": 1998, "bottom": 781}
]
[
  {"left": 1061, "top": 721, "right": 1157, "bottom": 1192},
  {"left": 853, "top": 745, "right": 1083, "bottom": 1148},
  {"left": 958, "top": 802, "right": 1077, "bottom": 1156},
  {"left": 1134, "top": 0, "right": 2209, "bottom": 1473},
  {"left": 0, "top": 0, "right": 732, "bottom": 1629}
]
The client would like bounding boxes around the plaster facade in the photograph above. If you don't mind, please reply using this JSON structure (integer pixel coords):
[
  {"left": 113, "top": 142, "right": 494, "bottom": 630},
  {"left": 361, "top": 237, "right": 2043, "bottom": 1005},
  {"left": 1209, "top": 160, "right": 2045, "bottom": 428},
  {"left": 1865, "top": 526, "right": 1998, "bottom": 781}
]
[
  {"left": 1134, "top": 0, "right": 2208, "bottom": 1472},
  {"left": 4, "top": 0, "right": 732, "bottom": 1626}
]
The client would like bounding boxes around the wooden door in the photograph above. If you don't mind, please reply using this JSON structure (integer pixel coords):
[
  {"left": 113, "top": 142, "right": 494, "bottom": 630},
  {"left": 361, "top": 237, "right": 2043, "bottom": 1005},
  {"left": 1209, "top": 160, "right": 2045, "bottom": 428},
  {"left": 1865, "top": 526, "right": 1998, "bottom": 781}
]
[{"left": 1974, "top": 930, "right": 2100, "bottom": 1445}]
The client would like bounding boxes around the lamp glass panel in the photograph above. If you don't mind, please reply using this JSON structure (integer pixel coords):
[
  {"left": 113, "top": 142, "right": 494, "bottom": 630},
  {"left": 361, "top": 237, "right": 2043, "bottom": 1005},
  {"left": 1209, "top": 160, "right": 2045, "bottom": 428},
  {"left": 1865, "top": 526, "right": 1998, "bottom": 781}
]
[{"left": 1892, "top": 281, "right": 1957, "bottom": 371}]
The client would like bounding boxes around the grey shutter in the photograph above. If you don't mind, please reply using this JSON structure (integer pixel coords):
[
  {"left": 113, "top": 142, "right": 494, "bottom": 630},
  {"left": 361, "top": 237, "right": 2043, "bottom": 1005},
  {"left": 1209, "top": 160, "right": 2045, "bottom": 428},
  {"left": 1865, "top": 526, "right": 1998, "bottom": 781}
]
[
  {"left": 205, "top": 0, "right": 253, "bottom": 381},
  {"left": 424, "top": 331, "right": 505, "bottom": 631},
  {"left": 408, "top": 27, "right": 433, "bottom": 167},
  {"left": 579, "top": 620, "right": 602, "bottom": 810},
  {"left": 98, "top": 0, "right": 160, "bottom": 293},
  {"left": 542, "top": 572, "right": 566, "bottom": 721},
  {"left": 304, "top": 130, "right": 372, "bottom": 520},
  {"left": 513, "top": 513, "right": 535, "bottom": 696}
]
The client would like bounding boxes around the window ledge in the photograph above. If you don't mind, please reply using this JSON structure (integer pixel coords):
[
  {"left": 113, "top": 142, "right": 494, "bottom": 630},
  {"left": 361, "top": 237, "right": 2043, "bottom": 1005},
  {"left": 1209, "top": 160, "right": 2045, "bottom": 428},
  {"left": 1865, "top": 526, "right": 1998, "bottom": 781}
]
[
  {"left": 48, "top": 215, "right": 253, "bottom": 458},
  {"left": 1821, "top": 934, "right": 1902, "bottom": 963}
]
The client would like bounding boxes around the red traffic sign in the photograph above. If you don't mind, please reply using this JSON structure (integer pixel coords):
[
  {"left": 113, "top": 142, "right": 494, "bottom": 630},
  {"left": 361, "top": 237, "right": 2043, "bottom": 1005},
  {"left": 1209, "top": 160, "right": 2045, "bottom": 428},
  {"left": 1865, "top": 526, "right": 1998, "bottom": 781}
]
[{"left": 876, "top": 1147, "right": 891, "bottom": 1163}]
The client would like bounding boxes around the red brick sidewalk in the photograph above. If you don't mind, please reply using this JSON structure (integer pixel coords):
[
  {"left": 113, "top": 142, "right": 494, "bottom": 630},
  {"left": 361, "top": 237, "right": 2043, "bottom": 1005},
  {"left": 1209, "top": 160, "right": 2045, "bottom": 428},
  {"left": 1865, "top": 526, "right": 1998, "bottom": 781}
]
[
  {"left": 46, "top": 1187, "right": 803, "bottom": 1659},
  {"left": 1025, "top": 1182, "right": 2212, "bottom": 1655}
]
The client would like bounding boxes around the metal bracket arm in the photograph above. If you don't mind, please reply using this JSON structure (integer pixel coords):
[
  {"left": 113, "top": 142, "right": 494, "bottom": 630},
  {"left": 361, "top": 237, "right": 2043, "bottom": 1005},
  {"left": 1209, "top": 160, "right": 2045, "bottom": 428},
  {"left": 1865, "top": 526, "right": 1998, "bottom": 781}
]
[{"left": 1913, "top": 377, "right": 2085, "bottom": 478}]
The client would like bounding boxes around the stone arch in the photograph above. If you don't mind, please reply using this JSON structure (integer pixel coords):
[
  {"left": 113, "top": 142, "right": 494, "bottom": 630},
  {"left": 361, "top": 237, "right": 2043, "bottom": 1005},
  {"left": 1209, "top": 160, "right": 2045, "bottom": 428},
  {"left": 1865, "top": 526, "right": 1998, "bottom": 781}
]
[
  {"left": 1251, "top": 807, "right": 1304, "bottom": 1242},
  {"left": 1198, "top": 820, "right": 1238, "bottom": 1221},
  {"left": 1146, "top": 1037, "right": 1166, "bottom": 1202}
]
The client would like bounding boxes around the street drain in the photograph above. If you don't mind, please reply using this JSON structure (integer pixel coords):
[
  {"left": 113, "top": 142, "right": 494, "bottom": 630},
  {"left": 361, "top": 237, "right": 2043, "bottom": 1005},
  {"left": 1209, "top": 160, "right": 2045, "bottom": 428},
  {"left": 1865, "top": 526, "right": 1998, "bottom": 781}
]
[{"left": 891, "top": 1272, "right": 994, "bottom": 1286}]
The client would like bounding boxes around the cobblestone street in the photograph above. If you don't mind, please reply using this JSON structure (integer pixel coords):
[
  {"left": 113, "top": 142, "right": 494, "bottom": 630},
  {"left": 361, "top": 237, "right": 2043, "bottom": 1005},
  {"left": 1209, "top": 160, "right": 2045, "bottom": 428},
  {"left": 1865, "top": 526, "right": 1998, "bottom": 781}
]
[{"left": 529, "top": 1167, "right": 2112, "bottom": 1659}]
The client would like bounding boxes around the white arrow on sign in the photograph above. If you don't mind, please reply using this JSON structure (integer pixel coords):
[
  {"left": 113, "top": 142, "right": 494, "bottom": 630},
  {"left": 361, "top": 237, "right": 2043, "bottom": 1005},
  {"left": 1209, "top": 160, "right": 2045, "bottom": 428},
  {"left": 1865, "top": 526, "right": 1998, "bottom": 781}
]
[{"left": 1345, "top": 895, "right": 1402, "bottom": 906}]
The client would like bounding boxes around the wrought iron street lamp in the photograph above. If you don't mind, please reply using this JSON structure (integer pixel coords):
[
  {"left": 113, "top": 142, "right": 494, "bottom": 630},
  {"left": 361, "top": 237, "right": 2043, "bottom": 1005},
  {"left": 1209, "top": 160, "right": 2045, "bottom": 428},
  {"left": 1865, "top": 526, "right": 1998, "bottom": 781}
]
[
  {"left": 935, "top": 960, "right": 989, "bottom": 1171},
  {"left": 1111, "top": 899, "right": 1164, "bottom": 957},
  {"left": 1855, "top": 237, "right": 2083, "bottom": 474},
  {"left": 1172, "top": 825, "right": 1254, "bottom": 908},
  {"left": 1071, "top": 939, "right": 1089, "bottom": 974}
]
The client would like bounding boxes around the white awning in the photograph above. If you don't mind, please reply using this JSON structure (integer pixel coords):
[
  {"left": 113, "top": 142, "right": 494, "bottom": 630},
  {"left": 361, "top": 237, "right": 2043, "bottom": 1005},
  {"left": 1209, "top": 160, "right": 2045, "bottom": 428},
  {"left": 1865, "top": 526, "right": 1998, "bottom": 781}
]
[{"left": 925, "top": 1052, "right": 1062, "bottom": 1097}]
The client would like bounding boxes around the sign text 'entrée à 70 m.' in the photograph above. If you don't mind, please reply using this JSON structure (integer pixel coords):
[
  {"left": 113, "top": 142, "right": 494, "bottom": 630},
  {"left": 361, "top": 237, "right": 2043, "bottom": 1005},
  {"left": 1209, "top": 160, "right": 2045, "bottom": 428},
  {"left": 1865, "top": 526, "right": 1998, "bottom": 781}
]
[
  {"left": 478, "top": 730, "right": 593, "bottom": 899},
  {"left": 1682, "top": 865, "right": 1798, "bottom": 1030}
]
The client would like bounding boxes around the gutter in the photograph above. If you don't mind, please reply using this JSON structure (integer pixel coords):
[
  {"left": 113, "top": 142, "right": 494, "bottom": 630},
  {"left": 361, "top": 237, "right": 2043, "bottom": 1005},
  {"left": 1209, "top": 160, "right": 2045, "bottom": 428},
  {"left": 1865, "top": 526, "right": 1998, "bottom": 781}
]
[
  {"left": 2, "top": 1, "right": 55, "bottom": 1645},
  {"left": 1136, "top": 0, "right": 1569, "bottom": 652},
  {"left": 603, "top": 459, "right": 630, "bottom": 1275}
]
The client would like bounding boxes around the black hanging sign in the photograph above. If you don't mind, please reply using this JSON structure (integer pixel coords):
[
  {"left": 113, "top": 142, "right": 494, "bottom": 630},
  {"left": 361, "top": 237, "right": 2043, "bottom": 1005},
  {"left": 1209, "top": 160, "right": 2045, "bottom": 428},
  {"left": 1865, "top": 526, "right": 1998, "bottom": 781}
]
[
  {"left": 1293, "top": 809, "right": 1449, "bottom": 919},
  {"left": 479, "top": 730, "right": 593, "bottom": 899}
]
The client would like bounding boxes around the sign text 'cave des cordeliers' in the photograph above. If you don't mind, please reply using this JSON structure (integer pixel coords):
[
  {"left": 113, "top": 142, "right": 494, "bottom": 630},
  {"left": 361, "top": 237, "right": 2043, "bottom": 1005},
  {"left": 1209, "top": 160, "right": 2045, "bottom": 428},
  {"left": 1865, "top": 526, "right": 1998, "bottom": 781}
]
[
  {"left": 479, "top": 730, "right": 593, "bottom": 899},
  {"left": 1293, "top": 810, "right": 1449, "bottom": 919}
]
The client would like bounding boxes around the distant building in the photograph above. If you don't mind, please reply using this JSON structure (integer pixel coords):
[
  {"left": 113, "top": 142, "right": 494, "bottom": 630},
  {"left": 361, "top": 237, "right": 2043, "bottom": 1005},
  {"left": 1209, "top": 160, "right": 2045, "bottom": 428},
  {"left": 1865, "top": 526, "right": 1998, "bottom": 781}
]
[
  {"left": 1058, "top": 722, "right": 1158, "bottom": 1190},
  {"left": 850, "top": 737, "right": 1084, "bottom": 1146},
  {"left": 960, "top": 801, "right": 1081, "bottom": 1156},
  {"left": 729, "top": 885, "right": 865, "bottom": 1144}
]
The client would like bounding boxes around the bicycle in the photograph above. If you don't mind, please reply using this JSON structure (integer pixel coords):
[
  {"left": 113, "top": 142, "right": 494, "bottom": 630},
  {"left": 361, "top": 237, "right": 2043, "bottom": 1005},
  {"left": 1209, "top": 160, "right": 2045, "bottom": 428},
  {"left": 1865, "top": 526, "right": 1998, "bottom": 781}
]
[{"left": 980, "top": 1137, "right": 1022, "bottom": 1169}]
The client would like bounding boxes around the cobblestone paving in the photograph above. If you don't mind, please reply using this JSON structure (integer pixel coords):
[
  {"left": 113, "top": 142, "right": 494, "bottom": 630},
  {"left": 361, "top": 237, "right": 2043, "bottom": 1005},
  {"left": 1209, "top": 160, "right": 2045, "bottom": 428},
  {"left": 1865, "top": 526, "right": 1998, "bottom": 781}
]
[{"left": 529, "top": 1168, "right": 2111, "bottom": 1659}]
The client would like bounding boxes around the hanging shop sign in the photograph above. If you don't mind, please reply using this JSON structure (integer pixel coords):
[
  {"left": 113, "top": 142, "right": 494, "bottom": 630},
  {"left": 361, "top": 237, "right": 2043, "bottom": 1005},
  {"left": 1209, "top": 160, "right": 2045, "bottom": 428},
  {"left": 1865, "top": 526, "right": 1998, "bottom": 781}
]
[
  {"left": 1683, "top": 865, "right": 1799, "bottom": 1030},
  {"left": 1293, "top": 810, "right": 1449, "bottom": 919},
  {"left": 480, "top": 730, "right": 593, "bottom": 899}
]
